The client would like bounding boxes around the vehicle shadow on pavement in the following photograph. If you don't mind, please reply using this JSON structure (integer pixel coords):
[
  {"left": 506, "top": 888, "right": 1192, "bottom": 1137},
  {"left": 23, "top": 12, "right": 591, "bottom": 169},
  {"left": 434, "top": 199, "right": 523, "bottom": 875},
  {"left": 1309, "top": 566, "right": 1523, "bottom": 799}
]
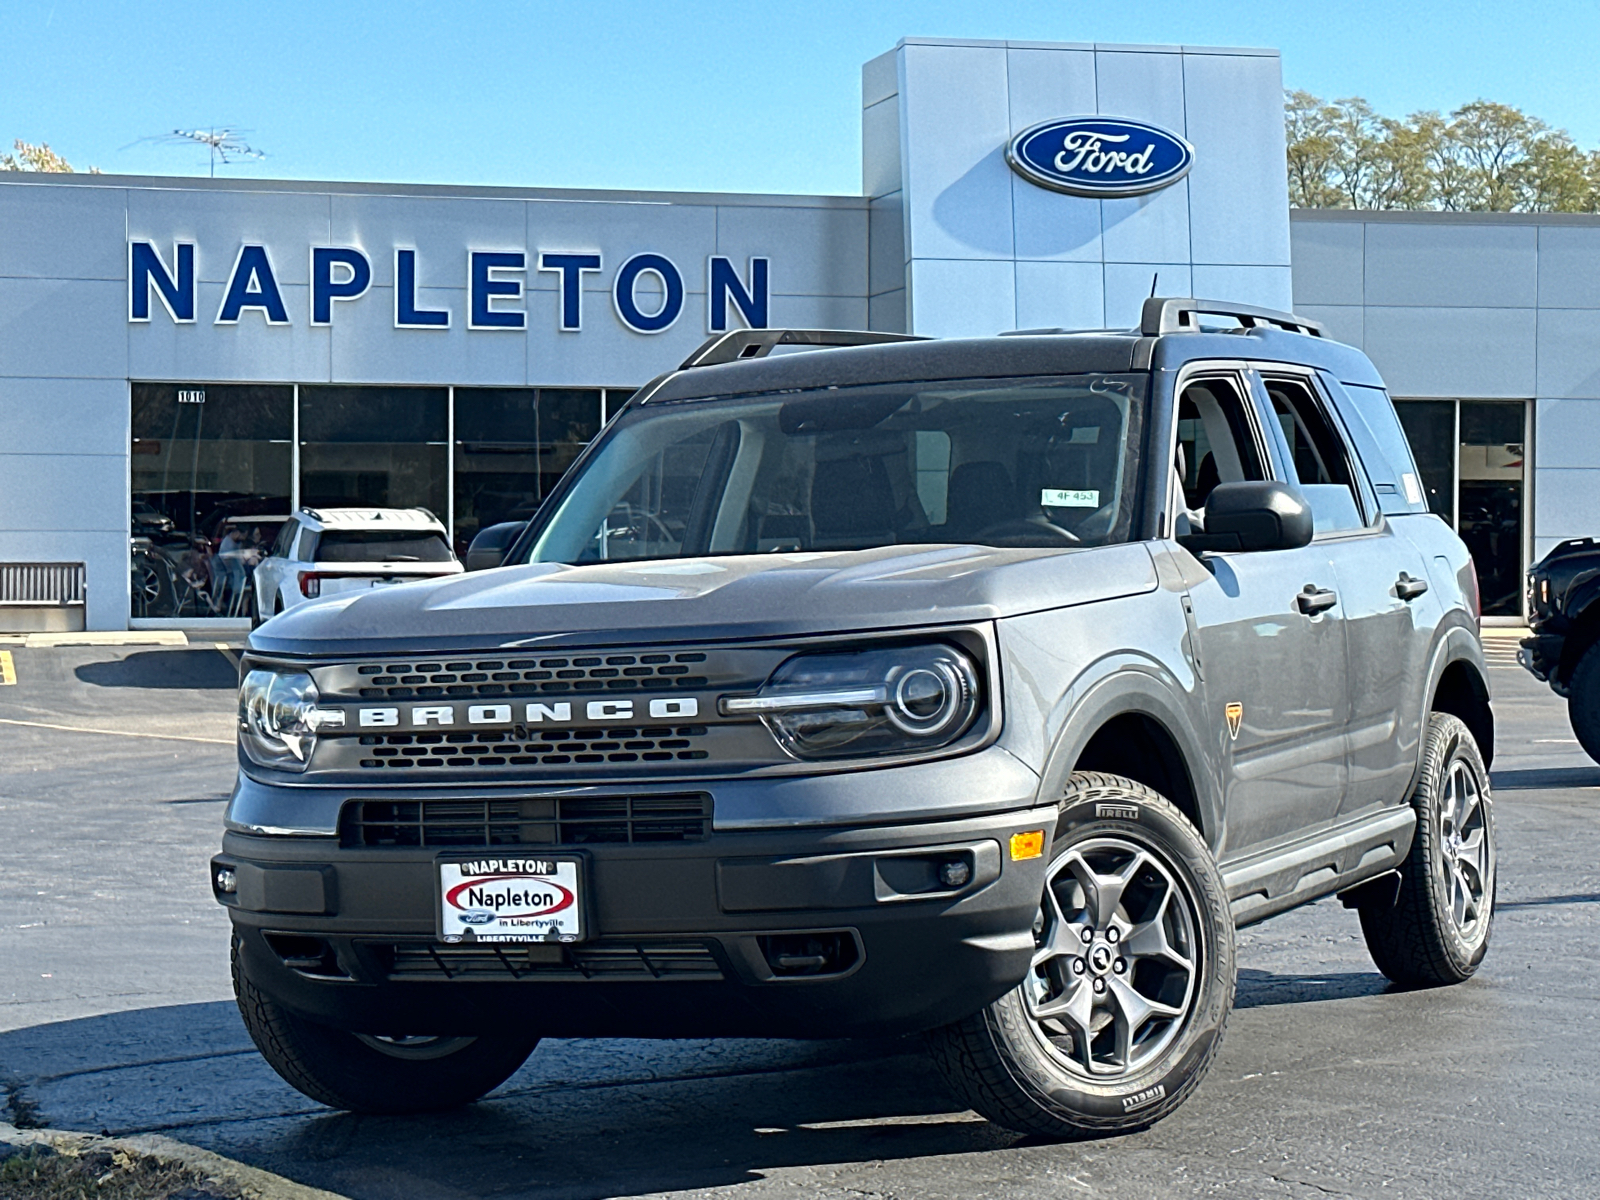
[
  {"left": 1234, "top": 967, "right": 1393, "bottom": 1009},
  {"left": 1490, "top": 766, "right": 1600, "bottom": 791},
  {"left": 0, "top": 1001, "right": 1018, "bottom": 1199},
  {"left": 73, "top": 649, "right": 238, "bottom": 691}
]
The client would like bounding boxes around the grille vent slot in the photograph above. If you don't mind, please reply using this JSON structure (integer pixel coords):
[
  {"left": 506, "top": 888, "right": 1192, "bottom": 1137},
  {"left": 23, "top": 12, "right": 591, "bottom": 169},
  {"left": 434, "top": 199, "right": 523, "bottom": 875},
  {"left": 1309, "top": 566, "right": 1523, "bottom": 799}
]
[
  {"left": 353, "top": 725, "right": 710, "bottom": 770},
  {"left": 378, "top": 940, "right": 722, "bottom": 981},
  {"left": 340, "top": 792, "right": 713, "bottom": 848}
]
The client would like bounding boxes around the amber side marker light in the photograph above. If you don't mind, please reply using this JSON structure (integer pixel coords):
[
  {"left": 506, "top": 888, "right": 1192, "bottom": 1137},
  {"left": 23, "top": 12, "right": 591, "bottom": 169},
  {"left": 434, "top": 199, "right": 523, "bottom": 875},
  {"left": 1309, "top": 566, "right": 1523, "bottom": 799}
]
[{"left": 1010, "top": 830, "right": 1046, "bottom": 861}]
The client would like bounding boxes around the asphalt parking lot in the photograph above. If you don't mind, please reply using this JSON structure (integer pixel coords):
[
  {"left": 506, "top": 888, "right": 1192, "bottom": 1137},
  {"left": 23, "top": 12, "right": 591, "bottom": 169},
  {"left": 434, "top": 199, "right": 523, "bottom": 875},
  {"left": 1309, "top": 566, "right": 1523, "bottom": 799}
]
[{"left": 2, "top": 632, "right": 1598, "bottom": 1199}]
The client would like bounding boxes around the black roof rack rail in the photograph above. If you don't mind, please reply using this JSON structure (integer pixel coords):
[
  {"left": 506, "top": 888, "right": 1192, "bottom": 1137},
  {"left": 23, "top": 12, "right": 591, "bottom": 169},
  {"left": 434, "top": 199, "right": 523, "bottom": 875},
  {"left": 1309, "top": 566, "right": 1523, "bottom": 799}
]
[
  {"left": 1140, "top": 297, "right": 1325, "bottom": 338},
  {"left": 679, "top": 328, "right": 927, "bottom": 370}
]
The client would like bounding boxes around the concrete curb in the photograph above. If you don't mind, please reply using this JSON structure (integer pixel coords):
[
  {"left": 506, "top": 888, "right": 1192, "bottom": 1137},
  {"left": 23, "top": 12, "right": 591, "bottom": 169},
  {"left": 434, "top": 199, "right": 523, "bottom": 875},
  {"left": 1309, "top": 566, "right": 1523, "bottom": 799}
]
[
  {"left": 0, "top": 1121, "right": 346, "bottom": 1200},
  {"left": 0, "top": 631, "right": 190, "bottom": 647}
]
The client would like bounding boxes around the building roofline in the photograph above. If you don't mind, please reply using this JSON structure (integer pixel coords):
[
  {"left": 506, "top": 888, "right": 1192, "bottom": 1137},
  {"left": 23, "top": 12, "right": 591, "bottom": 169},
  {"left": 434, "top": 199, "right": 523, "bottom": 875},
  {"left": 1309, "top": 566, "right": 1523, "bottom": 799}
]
[
  {"left": 893, "top": 36, "right": 1277, "bottom": 55},
  {"left": 0, "top": 170, "right": 868, "bottom": 209},
  {"left": 1293, "top": 206, "right": 1600, "bottom": 227}
]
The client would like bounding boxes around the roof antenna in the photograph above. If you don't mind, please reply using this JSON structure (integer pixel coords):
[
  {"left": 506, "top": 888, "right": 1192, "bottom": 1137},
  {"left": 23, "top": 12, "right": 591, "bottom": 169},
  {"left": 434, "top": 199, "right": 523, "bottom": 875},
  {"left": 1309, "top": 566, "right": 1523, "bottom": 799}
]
[
  {"left": 124, "top": 127, "right": 266, "bottom": 178},
  {"left": 1149, "top": 273, "right": 1159, "bottom": 298}
]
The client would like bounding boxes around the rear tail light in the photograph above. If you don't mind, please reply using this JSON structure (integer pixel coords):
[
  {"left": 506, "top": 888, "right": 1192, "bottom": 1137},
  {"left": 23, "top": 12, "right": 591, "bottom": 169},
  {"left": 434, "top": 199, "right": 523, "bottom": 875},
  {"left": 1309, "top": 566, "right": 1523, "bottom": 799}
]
[{"left": 298, "top": 571, "right": 323, "bottom": 598}]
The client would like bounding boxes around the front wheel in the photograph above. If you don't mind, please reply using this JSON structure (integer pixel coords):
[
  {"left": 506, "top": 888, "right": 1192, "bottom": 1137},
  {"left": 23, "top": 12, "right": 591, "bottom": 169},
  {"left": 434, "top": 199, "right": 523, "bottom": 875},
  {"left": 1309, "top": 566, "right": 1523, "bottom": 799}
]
[
  {"left": 926, "top": 773, "right": 1235, "bottom": 1139},
  {"left": 1566, "top": 643, "right": 1600, "bottom": 765},
  {"left": 233, "top": 936, "right": 538, "bottom": 1113},
  {"left": 1358, "top": 713, "right": 1496, "bottom": 987}
]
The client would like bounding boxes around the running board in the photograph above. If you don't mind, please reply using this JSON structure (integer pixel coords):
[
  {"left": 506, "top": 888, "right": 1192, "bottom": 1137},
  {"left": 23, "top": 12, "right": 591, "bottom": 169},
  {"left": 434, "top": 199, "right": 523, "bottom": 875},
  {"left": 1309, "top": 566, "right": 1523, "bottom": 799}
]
[{"left": 1220, "top": 808, "right": 1416, "bottom": 928}]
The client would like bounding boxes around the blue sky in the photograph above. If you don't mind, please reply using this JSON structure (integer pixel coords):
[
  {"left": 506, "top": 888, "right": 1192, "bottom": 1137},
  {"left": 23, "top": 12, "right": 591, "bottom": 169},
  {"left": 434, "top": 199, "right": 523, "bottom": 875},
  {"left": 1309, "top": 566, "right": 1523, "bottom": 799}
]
[{"left": 5, "top": 0, "right": 1599, "bottom": 195}]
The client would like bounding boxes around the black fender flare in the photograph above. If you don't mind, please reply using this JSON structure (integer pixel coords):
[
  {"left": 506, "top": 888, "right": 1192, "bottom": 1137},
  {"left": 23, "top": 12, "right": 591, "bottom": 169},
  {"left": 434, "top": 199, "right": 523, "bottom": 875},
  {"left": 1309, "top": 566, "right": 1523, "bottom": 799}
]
[
  {"left": 1410, "top": 619, "right": 1494, "bottom": 789},
  {"left": 1033, "top": 656, "right": 1221, "bottom": 851}
]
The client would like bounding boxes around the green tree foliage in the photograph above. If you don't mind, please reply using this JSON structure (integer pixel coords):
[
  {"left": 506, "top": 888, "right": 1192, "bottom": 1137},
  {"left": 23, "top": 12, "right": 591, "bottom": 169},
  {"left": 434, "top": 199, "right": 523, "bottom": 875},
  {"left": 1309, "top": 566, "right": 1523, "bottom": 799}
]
[
  {"left": 1285, "top": 91, "right": 1600, "bottom": 212},
  {"left": 0, "top": 139, "right": 99, "bottom": 173}
]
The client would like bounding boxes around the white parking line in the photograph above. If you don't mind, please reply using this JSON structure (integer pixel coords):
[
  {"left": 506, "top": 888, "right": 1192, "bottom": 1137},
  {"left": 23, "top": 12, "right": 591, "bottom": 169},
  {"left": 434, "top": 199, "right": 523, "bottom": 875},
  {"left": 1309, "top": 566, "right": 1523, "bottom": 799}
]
[{"left": 0, "top": 716, "right": 232, "bottom": 745}]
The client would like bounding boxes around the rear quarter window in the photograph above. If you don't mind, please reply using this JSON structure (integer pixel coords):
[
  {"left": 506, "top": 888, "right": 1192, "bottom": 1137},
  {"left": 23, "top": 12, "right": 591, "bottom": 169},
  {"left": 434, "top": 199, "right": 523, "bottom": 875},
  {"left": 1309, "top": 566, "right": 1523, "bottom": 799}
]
[
  {"left": 314, "top": 530, "right": 455, "bottom": 563},
  {"left": 1321, "top": 374, "right": 1430, "bottom": 516}
]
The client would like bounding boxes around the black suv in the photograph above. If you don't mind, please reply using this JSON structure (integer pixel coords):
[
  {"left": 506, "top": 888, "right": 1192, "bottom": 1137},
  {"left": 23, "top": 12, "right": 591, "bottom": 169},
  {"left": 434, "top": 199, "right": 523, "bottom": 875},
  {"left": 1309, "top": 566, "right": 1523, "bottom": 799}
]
[
  {"left": 1521, "top": 538, "right": 1600, "bottom": 760},
  {"left": 216, "top": 299, "right": 1495, "bottom": 1139}
]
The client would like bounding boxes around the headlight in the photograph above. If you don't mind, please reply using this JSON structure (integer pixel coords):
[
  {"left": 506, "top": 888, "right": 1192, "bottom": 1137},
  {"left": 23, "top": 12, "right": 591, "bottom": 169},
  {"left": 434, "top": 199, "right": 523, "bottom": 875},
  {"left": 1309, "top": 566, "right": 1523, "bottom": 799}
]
[
  {"left": 237, "top": 668, "right": 345, "bottom": 772},
  {"left": 722, "top": 644, "right": 981, "bottom": 760}
]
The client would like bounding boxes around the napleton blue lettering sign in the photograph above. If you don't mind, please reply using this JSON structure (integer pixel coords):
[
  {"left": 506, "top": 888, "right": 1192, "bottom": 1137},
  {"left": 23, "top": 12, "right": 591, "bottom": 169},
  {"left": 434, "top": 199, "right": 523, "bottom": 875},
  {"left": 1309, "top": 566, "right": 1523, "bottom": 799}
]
[
  {"left": 1005, "top": 116, "right": 1194, "bottom": 198},
  {"left": 127, "top": 240, "right": 771, "bottom": 335}
]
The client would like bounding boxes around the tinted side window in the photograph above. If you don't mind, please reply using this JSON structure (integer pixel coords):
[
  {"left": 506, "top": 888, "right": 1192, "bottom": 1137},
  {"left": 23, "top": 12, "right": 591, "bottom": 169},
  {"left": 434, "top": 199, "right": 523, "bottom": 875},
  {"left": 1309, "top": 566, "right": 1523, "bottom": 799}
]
[
  {"left": 270, "top": 519, "right": 298, "bottom": 558},
  {"left": 1329, "top": 378, "right": 1431, "bottom": 516},
  {"left": 1262, "top": 376, "right": 1372, "bottom": 535},
  {"left": 1176, "top": 377, "right": 1267, "bottom": 512}
]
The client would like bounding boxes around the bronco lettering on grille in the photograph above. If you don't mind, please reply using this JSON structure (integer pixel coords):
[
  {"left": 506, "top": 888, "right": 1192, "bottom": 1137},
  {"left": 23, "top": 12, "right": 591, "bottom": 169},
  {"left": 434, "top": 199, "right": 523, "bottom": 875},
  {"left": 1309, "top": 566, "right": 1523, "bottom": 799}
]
[{"left": 355, "top": 696, "right": 700, "bottom": 731}]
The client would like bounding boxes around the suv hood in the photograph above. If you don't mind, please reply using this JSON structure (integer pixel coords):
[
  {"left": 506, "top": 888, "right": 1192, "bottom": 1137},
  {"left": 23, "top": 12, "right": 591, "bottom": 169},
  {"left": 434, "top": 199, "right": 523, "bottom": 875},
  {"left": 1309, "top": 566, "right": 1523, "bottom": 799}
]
[{"left": 249, "top": 542, "right": 1158, "bottom": 656}]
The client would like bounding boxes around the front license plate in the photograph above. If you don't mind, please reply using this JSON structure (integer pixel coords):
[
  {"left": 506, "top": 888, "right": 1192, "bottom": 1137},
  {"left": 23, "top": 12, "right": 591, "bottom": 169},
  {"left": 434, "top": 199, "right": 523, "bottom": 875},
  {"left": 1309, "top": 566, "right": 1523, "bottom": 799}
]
[{"left": 436, "top": 855, "right": 585, "bottom": 944}]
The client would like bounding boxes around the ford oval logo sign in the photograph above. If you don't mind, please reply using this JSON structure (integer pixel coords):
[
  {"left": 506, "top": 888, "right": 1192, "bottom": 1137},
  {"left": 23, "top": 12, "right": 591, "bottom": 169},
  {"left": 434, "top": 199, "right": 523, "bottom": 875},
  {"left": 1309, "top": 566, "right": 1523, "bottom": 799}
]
[{"left": 1006, "top": 116, "right": 1194, "bottom": 199}]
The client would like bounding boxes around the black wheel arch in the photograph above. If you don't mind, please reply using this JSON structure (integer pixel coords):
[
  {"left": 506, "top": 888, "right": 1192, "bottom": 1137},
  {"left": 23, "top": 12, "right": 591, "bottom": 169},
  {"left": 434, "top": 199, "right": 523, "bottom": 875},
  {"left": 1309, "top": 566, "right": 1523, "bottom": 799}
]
[
  {"left": 1038, "top": 669, "right": 1217, "bottom": 852},
  {"left": 1425, "top": 625, "right": 1494, "bottom": 769}
]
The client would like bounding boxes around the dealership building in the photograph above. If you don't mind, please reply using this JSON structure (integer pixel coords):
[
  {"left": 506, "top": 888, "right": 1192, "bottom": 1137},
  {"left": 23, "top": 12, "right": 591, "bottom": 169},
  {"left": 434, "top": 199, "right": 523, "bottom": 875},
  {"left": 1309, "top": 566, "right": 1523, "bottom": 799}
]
[{"left": 1, "top": 36, "right": 1594, "bottom": 630}]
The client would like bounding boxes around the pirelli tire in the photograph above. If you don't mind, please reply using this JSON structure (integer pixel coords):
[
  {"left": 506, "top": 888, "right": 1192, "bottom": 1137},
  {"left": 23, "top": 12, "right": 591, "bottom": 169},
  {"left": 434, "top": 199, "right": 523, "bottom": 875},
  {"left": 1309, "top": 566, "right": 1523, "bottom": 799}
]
[
  {"left": 1565, "top": 643, "right": 1600, "bottom": 766},
  {"left": 232, "top": 934, "right": 539, "bottom": 1114},
  {"left": 1358, "top": 713, "right": 1496, "bottom": 988},
  {"left": 926, "top": 772, "right": 1234, "bottom": 1139}
]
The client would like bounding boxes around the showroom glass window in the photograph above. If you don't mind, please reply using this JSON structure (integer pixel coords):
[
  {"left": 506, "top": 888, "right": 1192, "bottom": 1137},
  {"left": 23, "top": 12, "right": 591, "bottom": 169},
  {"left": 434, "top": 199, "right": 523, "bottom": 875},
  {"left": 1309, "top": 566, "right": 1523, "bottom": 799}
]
[
  {"left": 298, "top": 386, "right": 448, "bottom": 517},
  {"left": 130, "top": 383, "right": 292, "bottom": 619},
  {"left": 1396, "top": 398, "right": 1528, "bottom": 617},
  {"left": 452, "top": 388, "right": 604, "bottom": 556}
]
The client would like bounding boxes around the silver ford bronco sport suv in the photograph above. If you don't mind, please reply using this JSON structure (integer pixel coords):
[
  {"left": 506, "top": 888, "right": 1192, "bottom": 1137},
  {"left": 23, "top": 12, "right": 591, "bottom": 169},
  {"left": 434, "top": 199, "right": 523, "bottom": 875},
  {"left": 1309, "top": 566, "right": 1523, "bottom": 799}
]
[{"left": 215, "top": 298, "right": 1496, "bottom": 1138}]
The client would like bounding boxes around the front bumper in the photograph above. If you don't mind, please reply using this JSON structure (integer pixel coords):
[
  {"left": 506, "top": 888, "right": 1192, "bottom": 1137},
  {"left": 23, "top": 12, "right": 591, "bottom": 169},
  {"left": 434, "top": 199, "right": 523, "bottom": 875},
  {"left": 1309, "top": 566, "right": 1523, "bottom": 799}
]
[
  {"left": 216, "top": 806, "right": 1056, "bottom": 1040},
  {"left": 1519, "top": 632, "right": 1564, "bottom": 689}
]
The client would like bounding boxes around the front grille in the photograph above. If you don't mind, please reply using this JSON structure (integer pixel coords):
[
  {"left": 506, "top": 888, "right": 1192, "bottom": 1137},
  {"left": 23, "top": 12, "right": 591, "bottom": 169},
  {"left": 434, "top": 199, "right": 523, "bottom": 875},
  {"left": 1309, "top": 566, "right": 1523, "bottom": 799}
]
[
  {"left": 354, "top": 724, "right": 710, "bottom": 770},
  {"left": 350, "top": 653, "right": 709, "bottom": 700},
  {"left": 340, "top": 792, "right": 713, "bottom": 848},
  {"left": 378, "top": 940, "right": 723, "bottom": 981}
]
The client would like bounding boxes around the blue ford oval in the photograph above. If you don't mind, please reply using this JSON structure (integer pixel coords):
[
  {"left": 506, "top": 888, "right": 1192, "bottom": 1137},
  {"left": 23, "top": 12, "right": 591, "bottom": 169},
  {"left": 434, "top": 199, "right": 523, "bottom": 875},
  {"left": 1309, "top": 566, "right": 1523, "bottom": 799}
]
[{"left": 1006, "top": 116, "right": 1195, "bottom": 198}]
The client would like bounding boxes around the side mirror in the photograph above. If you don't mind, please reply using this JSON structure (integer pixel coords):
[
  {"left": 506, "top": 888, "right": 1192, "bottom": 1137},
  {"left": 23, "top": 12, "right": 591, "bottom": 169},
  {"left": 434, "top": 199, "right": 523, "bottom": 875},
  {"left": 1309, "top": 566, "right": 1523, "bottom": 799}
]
[
  {"left": 1178, "top": 481, "right": 1313, "bottom": 553},
  {"left": 465, "top": 521, "right": 527, "bottom": 571}
]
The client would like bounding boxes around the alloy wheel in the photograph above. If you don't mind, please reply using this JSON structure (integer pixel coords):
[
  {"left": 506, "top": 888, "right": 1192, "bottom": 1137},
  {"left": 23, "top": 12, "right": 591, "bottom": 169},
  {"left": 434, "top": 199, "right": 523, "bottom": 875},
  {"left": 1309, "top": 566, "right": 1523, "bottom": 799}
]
[
  {"left": 1023, "top": 836, "right": 1201, "bottom": 1080},
  {"left": 353, "top": 1033, "right": 478, "bottom": 1061},
  {"left": 1438, "top": 757, "right": 1494, "bottom": 944}
]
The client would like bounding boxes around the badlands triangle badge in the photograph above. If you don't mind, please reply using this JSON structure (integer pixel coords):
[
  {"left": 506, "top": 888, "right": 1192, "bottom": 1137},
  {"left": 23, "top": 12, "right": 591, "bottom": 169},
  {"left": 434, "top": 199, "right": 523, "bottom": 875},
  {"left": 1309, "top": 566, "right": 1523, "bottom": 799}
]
[{"left": 1224, "top": 702, "right": 1243, "bottom": 741}]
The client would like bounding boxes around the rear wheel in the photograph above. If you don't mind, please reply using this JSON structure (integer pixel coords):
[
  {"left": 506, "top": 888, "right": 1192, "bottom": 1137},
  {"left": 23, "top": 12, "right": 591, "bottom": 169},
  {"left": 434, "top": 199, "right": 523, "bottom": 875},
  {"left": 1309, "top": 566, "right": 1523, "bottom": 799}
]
[
  {"left": 232, "top": 935, "right": 538, "bottom": 1113},
  {"left": 926, "top": 773, "right": 1234, "bottom": 1139},
  {"left": 1358, "top": 713, "right": 1496, "bottom": 987},
  {"left": 1566, "top": 643, "right": 1600, "bottom": 765}
]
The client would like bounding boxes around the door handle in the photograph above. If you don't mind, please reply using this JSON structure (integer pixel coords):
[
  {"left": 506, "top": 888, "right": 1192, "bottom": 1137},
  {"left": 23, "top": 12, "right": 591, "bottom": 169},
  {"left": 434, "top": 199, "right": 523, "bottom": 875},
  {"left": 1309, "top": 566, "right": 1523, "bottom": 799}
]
[
  {"left": 1396, "top": 572, "right": 1429, "bottom": 601},
  {"left": 1297, "top": 584, "right": 1339, "bottom": 614}
]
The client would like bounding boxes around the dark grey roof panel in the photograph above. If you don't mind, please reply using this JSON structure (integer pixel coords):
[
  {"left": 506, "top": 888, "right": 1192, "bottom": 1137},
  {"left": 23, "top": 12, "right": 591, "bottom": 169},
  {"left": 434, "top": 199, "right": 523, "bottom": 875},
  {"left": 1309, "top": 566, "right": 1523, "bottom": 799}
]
[
  {"left": 1152, "top": 326, "right": 1385, "bottom": 387},
  {"left": 648, "top": 334, "right": 1142, "bottom": 400}
]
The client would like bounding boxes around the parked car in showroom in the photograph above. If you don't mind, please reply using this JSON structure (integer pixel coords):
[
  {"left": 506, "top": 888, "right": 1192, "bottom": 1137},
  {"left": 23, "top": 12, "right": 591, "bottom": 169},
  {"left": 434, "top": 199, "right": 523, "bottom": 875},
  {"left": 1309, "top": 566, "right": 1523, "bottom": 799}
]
[
  {"left": 251, "top": 507, "right": 463, "bottom": 628},
  {"left": 217, "top": 303, "right": 1494, "bottom": 1140},
  {"left": 1520, "top": 538, "right": 1600, "bottom": 761}
]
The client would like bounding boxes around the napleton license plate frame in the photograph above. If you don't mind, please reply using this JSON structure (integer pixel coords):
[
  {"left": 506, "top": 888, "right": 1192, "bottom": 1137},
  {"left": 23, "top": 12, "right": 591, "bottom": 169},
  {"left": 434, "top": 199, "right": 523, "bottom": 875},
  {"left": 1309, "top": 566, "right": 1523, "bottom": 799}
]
[{"left": 434, "top": 852, "right": 591, "bottom": 945}]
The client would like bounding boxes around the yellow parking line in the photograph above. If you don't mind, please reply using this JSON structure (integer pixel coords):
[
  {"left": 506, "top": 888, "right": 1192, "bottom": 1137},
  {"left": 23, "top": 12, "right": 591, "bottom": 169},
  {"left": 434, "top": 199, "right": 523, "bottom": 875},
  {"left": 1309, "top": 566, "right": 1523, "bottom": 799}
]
[
  {"left": 0, "top": 716, "right": 231, "bottom": 745},
  {"left": 0, "top": 650, "right": 14, "bottom": 686},
  {"left": 214, "top": 642, "right": 241, "bottom": 669}
]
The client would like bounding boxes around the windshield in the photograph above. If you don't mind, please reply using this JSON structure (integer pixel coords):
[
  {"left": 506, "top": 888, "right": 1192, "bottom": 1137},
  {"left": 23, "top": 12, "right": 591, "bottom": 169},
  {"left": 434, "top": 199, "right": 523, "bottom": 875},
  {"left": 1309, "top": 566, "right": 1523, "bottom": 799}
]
[
  {"left": 314, "top": 530, "right": 455, "bottom": 563},
  {"left": 522, "top": 374, "right": 1146, "bottom": 564}
]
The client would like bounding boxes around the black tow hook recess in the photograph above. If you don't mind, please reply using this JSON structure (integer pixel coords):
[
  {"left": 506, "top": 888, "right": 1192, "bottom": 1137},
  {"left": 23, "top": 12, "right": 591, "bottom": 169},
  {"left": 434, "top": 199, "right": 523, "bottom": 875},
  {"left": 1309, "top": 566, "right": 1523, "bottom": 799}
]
[
  {"left": 758, "top": 931, "right": 860, "bottom": 978},
  {"left": 263, "top": 932, "right": 349, "bottom": 978}
]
